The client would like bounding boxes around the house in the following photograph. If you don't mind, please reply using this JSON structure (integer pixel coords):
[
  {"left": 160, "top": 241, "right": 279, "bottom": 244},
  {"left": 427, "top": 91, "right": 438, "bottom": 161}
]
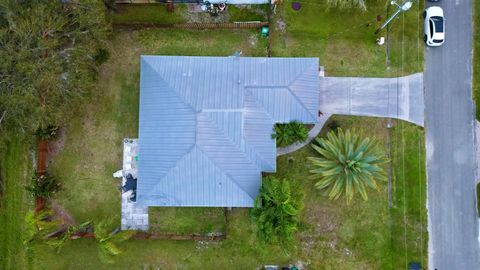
[{"left": 135, "top": 55, "right": 320, "bottom": 209}]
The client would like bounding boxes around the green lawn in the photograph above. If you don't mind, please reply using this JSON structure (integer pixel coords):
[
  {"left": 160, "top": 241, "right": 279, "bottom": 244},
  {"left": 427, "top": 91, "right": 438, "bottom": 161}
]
[
  {"left": 149, "top": 207, "right": 226, "bottom": 234},
  {"left": 271, "top": 0, "right": 423, "bottom": 77},
  {"left": 474, "top": 0, "right": 480, "bottom": 120},
  {"left": 389, "top": 121, "right": 427, "bottom": 269},
  {"left": 112, "top": 3, "right": 268, "bottom": 25},
  {"left": 48, "top": 29, "right": 268, "bottom": 228},
  {"left": 36, "top": 115, "right": 427, "bottom": 269},
  {"left": 27, "top": 3, "right": 427, "bottom": 269},
  {"left": 112, "top": 4, "right": 187, "bottom": 24},
  {"left": 228, "top": 5, "right": 269, "bottom": 22},
  {"left": 0, "top": 138, "right": 31, "bottom": 270}
]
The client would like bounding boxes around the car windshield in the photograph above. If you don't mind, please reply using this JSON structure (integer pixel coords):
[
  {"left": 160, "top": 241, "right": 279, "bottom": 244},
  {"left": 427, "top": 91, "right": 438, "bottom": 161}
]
[
  {"left": 431, "top": 16, "right": 444, "bottom": 32},
  {"left": 433, "top": 39, "right": 444, "bottom": 43}
]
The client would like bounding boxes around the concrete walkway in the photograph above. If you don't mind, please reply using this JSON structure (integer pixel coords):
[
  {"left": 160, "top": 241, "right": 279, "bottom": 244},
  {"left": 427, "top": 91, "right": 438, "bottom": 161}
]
[
  {"left": 319, "top": 73, "right": 424, "bottom": 126},
  {"left": 277, "top": 114, "right": 331, "bottom": 156}
]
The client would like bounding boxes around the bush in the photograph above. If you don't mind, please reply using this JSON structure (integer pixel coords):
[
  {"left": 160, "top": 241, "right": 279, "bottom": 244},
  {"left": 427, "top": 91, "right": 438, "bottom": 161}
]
[
  {"left": 93, "top": 48, "right": 110, "bottom": 65},
  {"left": 35, "top": 125, "right": 59, "bottom": 140},
  {"left": 25, "top": 173, "right": 61, "bottom": 199},
  {"left": 250, "top": 176, "right": 304, "bottom": 246},
  {"left": 272, "top": 121, "right": 309, "bottom": 147}
]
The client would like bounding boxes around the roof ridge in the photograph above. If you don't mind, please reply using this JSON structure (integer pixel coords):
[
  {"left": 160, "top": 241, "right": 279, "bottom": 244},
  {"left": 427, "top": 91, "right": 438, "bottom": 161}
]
[
  {"left": 194, "top": 145, "right": 256, "bottom": 201},
  {"left": 243, "top": 91, "right": 277, "bottom": 171},
  {"left": 142, "top": 144, "right": 197, "bottom": 200},
  {"left": 141, "top": 56, "right": 198, "bottom": 113},
  {"left": 198, "top": 111, "right": 261, "bottom": 170},
  {"left": 286, "top": 62, "right": 319, "bottom": 122}
]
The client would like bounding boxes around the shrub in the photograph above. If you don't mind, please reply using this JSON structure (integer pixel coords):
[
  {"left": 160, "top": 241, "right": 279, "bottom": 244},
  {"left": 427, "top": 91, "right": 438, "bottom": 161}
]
[
  {"left": 308, "top": 128, "right": 387, "bottom": 204},
  {"left": 250, "top": 176, "right": 304, "bottom": 246},
  {"left": 272, "top": 121, "right": 309, "bottom": 147},
  {"left": 25, "top": 173, "right": 61, "bottom": 199},
  {"left": 93, "top": 48, "right": 110, "bottom": 65},
  {"left": 35, "top": 125, "right": 59, "bottom": 140}
]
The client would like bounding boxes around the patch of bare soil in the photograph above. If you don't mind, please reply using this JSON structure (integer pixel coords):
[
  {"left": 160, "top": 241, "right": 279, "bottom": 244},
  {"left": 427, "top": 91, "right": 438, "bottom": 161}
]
[
  {"left": 51, "top": 200, "right": 76, "bottom": 227},
  {"left": 275, "top": 18, "right": 286, "bottom": 32},
  {"left": 47, "top": 127, "right": 66, "bottom": 162},
  {"left": 182, "top": 4, "right": 230, "bottom": 23},
  {"left": 299, "top": 204, "right": 341, "bottom": 255}
]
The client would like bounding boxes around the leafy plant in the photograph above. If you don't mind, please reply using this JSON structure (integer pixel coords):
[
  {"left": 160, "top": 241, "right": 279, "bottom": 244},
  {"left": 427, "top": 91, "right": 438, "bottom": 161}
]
[
  {"left": 308, "top": 129, "right": 387, "bottom": 204},
  {"left": 23, "top": 210, "right": 59, "bottom": 263},
  {"left": 250, "top": 176, "right": 304, "bottom": 247},
  {"left": 94, "top": 221, "right": 135, "bottom": 264},
  {"left": 25, "top": 173, "right": 61, "bottom": 199},
  {"left": 93, "top": 48, "right": 110, "bottom": 65},
  {"left": 52, "top": 220, "right": 134, "bottom": 264},
  {"left": 272, "top": 121, "right": 309, "bottom": 147},
  {"left": 0, "top": 1, "right": 108, "bottom": 135},
  {"left": 51, "top": 220, "right": 93, "bottom": 253},
  {"left": 24, "top": 210, "right": 58, "bottom": 244},
  {"left": 35, "top": 125, "right": 59, "bottom": 140}
]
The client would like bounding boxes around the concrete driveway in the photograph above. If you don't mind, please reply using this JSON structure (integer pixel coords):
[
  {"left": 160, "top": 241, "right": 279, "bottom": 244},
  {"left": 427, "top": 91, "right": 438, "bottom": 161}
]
[{"left": 319, "top": 73, "right": 424, "bottom": 126}]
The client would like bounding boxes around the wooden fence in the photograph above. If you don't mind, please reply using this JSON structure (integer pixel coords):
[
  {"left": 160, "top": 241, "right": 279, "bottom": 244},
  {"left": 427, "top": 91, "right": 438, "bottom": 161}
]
[{"left": 114, "top": 21, "right": 268, "bottom": 30}]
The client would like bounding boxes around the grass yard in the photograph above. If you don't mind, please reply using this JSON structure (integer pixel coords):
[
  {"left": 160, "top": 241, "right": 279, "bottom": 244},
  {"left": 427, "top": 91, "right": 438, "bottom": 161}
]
[
  {"left": 0, "top": 138, "right": 31, "bottom": 270},
  {"left": 474, "top": 0, "right": 480, "bottom": 120},
  {"left": 112, "top": 4, "right": 187, "bottom": 24},
  {"left": 112, "top": 3, "right": 268, "bottom": 25},
  {"left": 271, "top": 0, "right": 424, "bottom": 77},
  {"left": 48, "top": 28, "right": 268, "bottom": 229},
  {"left": 29, "top": 3, "right": 427, "bottom": 269},
  {"left": 149, "top": 207, "right": 226, "bottom": 234},
  {"left": 228, "top": 5, "right": 269, "bottom": 22}
]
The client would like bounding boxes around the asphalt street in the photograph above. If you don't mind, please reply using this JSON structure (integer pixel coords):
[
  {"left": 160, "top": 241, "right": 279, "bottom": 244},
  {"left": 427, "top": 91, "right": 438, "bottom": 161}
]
[{"left": 424, "top": 0, "right": 480, "bottom": 268}]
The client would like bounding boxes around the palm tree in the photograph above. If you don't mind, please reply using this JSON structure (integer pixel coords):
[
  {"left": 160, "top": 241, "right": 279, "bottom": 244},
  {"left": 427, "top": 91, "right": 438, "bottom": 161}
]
[
  {"left": 250, "top": 176, "right": 304, "bottom": 246},
  {"left": 308, "top": 128, "right": 387, "bottom": 204}
]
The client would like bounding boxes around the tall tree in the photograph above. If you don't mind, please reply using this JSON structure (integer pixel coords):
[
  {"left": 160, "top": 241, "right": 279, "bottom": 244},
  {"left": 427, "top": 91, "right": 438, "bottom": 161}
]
[
  {"left": 308, "top": 128, "right": 387, "bottom": 204},
  {"left": 0, "top": 1, "right": 109, "bottom": 136}
]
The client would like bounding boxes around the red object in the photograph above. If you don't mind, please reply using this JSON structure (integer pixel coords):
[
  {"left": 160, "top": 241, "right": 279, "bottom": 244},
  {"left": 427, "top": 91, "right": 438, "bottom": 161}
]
[
  {"left": 37, "top": 140, "right": 48, "bottom": 175},
  {"left": 35, "top": 197, "right": 46, "bottom": 213}
]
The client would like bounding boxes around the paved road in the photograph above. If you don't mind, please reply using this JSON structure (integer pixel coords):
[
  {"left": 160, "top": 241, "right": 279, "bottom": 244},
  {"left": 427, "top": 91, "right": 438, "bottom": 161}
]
[
  {"left": 424, "top": 0, "right": 480, "bottom": 268},
  {"left": 319, "top": 73, "right": 424, "bottom": 126}
]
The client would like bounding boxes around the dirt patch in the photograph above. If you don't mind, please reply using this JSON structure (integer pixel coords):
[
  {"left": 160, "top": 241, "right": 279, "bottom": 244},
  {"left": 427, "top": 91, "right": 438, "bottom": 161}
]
[
  {"left": 51, "top": 200, "right": 76, "bottom": 227},
  {"left": 276, "top": 18, "right": 286, "bottom": 32},
  {"left": 47, "top": 127, "right": 66, "bottom": 161},
  {"left": 299, "top": 203, "right": 341, "bottom": 255}
]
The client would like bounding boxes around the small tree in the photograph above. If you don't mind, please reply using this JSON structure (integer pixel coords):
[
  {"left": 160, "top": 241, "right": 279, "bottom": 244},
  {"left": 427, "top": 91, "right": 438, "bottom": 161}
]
[
  {"left": 308, "top": 129, "right": 387, "bottom": 204},
  {"left": 250, "top": 176, "right": 304, "bottom": 246},
  {"left": 52, "top": 220, "right": 134, "bottom": 264}
]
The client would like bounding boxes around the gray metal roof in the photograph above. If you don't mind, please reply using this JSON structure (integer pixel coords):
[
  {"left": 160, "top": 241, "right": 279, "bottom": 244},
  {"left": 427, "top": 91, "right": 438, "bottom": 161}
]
[{"left": 137, "top": 55, "right": 319, "bottom": 207}]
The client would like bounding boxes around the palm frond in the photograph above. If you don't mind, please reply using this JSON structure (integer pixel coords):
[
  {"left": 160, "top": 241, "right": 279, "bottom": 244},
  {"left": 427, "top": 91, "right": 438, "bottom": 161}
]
[{"left": 309, "top": 128, "right": 387, "bottom": 204}]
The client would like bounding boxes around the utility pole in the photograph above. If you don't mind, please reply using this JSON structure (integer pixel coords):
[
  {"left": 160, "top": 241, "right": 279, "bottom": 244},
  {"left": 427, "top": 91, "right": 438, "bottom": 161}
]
[{"left": 375, "top": 0, "right": 413, "bottom": 34}]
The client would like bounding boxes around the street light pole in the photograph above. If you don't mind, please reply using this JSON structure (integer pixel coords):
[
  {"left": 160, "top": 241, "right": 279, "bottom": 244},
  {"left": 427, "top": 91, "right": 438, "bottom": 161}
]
[{"left": 375, "top": 0, "right": 413, "bottom": 34}]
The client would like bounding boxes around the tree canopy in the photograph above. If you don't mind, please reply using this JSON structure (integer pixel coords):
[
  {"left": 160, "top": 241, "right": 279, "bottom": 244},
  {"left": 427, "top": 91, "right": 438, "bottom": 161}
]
[{"left": 0, "top": 1, "right": 109, "bottom": 137}]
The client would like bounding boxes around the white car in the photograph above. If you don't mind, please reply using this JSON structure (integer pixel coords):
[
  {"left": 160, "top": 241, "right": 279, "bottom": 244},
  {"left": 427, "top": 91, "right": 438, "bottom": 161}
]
[{"left": 423, "top": 6, "right": 445, "bottom": 46}]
